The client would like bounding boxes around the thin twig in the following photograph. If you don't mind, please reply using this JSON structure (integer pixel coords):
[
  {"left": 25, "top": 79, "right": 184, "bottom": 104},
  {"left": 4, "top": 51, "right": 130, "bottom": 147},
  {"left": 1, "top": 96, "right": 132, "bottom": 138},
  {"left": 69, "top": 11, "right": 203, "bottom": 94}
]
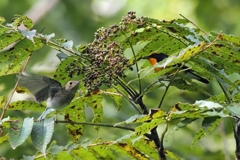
[
  {"left": 56, "top": 120, "right": 135, "bottom": 131},
  {"left": 205, "top": 31, "right": 222, "bottom": 49},
  {"left": 0, "top": 55, "right": 31, "bottom": 120},
  {"left": 179, "top": 14, "right": 209, "bottom": 36}
]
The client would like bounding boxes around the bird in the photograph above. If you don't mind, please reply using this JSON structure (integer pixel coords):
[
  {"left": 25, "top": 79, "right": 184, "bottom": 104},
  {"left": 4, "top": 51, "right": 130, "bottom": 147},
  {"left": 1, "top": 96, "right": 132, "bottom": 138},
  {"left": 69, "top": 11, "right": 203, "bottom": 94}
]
[
  {"left": 142, "top": 52, "right": 209, "bottom": 84},
  {"left": 18, "top": 72, "right": 80, "bottom": 121}
]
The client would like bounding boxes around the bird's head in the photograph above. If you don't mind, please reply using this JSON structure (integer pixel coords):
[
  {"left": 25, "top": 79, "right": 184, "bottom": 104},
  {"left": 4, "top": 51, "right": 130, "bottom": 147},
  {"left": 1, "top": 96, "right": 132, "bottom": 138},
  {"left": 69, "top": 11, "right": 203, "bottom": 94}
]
[{"left": 65, "top": 80, "right": 81, "bottom": 91}]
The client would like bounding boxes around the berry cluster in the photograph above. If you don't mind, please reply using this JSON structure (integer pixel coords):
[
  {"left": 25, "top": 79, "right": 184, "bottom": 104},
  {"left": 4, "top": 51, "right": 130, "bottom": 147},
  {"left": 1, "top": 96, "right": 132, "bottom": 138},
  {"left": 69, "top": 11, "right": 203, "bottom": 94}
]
[
  {"left": 67, "top": 11, "right": 145, "bottom": 92},
  {"left": 121, "top": 11, "right": 145, "bottom": 29},
  {"left": 81, "top": 40, "right": 132, "bottom": 91},
  {"left": 65, "top": 61, "right": 84, "bottom": 78}
]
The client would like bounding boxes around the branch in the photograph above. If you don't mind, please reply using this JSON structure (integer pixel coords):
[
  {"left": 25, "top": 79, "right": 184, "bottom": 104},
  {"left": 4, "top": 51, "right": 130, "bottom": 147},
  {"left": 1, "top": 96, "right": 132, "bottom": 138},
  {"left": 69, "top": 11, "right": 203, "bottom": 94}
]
[
  {"left": 0, "top": 55, "right": 31, "bottom": 120},
  {"left": 160, "top": 123, "right": 168, "bottom": 159},
  {"left": 179, "top": 14, "right": 209, "bottom": 36}
]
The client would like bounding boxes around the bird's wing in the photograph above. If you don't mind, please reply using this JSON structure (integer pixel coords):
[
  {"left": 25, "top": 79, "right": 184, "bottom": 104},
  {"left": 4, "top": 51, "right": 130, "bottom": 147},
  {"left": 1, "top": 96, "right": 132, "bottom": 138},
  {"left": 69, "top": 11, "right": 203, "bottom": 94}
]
[{"left": 19, "top": 72, "right": 62, "bottom": 103}]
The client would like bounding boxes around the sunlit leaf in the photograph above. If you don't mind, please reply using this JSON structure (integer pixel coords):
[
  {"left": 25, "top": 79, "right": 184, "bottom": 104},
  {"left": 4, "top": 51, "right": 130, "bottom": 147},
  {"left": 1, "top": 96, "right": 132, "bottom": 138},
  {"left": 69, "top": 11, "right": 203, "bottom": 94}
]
[
  {"left": 0, "top": 96, "right": 7, "bottom": 108},
  {"left": 65, "top": 98, "right": 85, "bottom": 143},
  {"left": 8, "top": 100, "right": 45, "bottom": 112}
]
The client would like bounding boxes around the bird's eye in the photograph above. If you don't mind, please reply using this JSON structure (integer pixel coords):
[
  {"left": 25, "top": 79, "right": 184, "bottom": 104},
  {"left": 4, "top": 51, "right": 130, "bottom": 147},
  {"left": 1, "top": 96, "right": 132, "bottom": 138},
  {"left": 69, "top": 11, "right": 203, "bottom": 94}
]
[{"left": 69, "top": 82, "right": 72, "bottom": 85}]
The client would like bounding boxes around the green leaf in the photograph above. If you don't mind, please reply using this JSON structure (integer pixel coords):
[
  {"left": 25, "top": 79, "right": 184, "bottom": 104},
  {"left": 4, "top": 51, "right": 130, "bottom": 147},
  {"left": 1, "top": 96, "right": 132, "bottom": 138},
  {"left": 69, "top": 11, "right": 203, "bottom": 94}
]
[
  {"left": 192, "top": 117, "right": 221, "bottom": 146},
  {"left": 165, "top": 149, "right": 181, "bottom": 160},
  {"left": 65, "top": 98, "right": 85, "bottom": 143},
  {"left": 133, "top": 138, "right": 159, "bottom": 159},
  {"left": 0, "top": 96, "right": 7, "bottom": 108},
  {"left": 23, "top": 155, "right": 36, "bottom": 160},
  {"left": 0, "top": 134, "right": 9, "bottom": 143},
  {"left": 110, "top": 144, "right": 135, "bottom": 159},
  {"left": 50, "top": 143, "right": 65, "bottom": 159},
  {"left": 219, "top": 33, "right": 240, "bottom": 45},
  {"left": 70, "top": 146, "right": 97, "bottom": 160},
  {"left": 116, "top": 142, "right": 150, "bottom": 159},
  {"left": 88, "top": 144, "right": 116, "bottom": 159},
  {"left": 171, "top": 79, "right": 209, "bottom": 95},
  {"left": 9, "top": 117, "right": 34, "bottom": 149},
  {"left": 102, "top": 88, "right": 123, "bottom": 111},
  {"left": 0, "top": 37, "right": 43, "bottom": 76},
  {"left": 0, "top": 17, "right": 5, "bottom": 24},
  {"left": 83, "top": 90, "right": 103, "bottom": 132},
  {"left": 131, "top": 118, "right": 165, "bottom": 139},
  {"left": 8, "top": 100, "right": 45, "bottom": 112},
  {"left": 22, "top": 16, "right": 34, "bottom": 29},
  {"left": 114, "top": 109, "right": 166, "bottom": 125},
  {"left": 169, "top": 118, "right": 197, "bottom": 134},
  {"left": 225, "top": 103, "right": 240, "bottom": 117},
  {"left": 0, "top": 116, "right": 10, "bottom": 125},
  {"left": 31, "top": 118, "right": 55, "bottom": 158},
  {"left": 0, "top": 31, "right": 22, "bottom": 50},
  {"left": 15, "top": 86, "right": 31, "bottom": 94},
  {"left": 53, "top": 57, "right": 75, "bottom": 85},
  {"left": 168, "top": 101, "right": 224, "bottom": 120}
]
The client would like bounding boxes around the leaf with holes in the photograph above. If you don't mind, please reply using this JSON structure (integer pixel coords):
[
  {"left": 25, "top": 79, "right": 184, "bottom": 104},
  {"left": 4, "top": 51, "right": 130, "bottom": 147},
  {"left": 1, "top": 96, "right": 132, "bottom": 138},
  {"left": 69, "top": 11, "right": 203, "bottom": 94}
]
[
  {"left": 53, "top": 57, "right": 75, "bottom": 85},
  {"left": 31, "top": 118, "right": 54, "bottom": 158},
  {"left": 102, "top": 88, "right": 123, "bottom": 111},
  {"left": 0, "top": 96, "right": 7, "bottom": 108},
  {"left": 131, "top": 118, "right": 165, "bottom": 139},
  {"left": 83, "top": 90, "right": 103, "bottom": 132},
  {"left": 192, "top": 117, "right": 221, "bottom": 146},
  {"left": 114, "top": 109, "right": 166, "bottom": 126},
  {"left": 9, "top": 117, "right": 34, "bottom": 149},
  {"left": 8, "top": 100, "right": 45, "bottom": 112},
  {"left": 65, "top": 98, "right": 85, "bottom": 142}
]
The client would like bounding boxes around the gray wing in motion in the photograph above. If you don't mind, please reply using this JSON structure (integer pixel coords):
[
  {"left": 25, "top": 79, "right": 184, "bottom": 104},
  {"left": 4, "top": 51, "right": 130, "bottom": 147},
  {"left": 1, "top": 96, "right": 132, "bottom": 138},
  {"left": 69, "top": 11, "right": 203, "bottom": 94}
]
[{"left": 18, "top": 72, "right": 62, "bottom": 103}]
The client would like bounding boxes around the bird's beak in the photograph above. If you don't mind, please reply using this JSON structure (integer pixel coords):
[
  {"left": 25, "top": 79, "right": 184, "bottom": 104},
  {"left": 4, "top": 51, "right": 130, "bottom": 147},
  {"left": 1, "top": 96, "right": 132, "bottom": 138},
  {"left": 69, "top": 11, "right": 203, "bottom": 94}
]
[{"left": 77, "top": 80, "right": 81, "bottom": 84}]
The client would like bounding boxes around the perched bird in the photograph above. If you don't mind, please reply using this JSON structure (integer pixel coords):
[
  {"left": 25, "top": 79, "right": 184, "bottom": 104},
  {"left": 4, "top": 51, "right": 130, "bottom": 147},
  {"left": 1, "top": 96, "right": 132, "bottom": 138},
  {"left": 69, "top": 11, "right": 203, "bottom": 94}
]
[
  {"left": 18, "top": 72, "right": 80, "bottom": 120},
  {"left": 142, "top": 52, "right": 209, "bottom": 84}
]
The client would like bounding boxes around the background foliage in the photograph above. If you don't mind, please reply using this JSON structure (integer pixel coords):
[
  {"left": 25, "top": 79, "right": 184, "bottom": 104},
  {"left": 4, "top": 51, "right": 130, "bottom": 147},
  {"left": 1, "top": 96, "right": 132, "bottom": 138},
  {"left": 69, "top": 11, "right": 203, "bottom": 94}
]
[{"left": 0, "top": 0, "right": 240, "bottom": 159}]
